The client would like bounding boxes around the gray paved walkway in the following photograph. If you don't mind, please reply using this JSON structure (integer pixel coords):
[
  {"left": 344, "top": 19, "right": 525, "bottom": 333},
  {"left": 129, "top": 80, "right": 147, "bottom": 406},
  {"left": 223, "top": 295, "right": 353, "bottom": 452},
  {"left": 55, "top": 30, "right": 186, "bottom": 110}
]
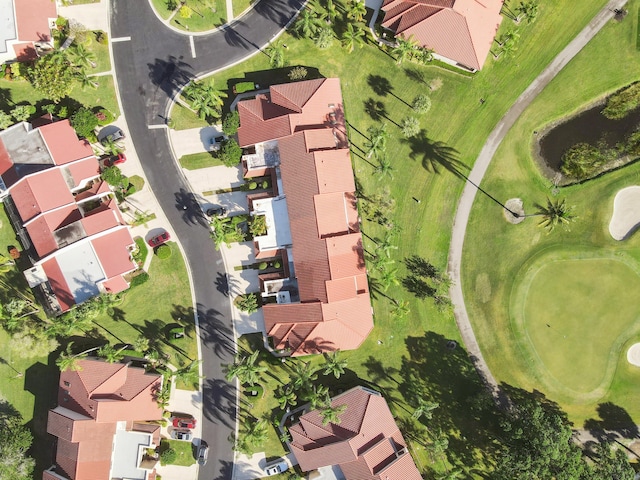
[{"left": 447, "top": 0, "right": 628, "bottom": 400}]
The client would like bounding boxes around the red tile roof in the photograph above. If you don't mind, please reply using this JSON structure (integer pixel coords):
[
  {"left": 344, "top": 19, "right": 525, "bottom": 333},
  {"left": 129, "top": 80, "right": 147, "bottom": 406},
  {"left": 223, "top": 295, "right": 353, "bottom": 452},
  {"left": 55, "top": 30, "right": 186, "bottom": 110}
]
[
  {"left": 25, "top": 205, "right": 82, "bottom": 257},
  {"left": 381, "top": 0, "right": 503, "bottom": 70},
  {"left": 38, "top": 120, "right": 93, "bottom": 165},
  {"left": 238, "top": 79, "right": 372, "bottom": 356},
  {"left": 10, "top": 169, "right": 74, "bottom": 222},
  {"left": 289, "top": 387, "right": 422, "bottom": 480},
  {"left": 14, "top": 0, "right": 57, "bottom": 42},
  {"left": 90, "top": 227, "right": 136, "bottom": 279},
  {"left": 65, "top": 157, "right": 100, "bottom": 188},
  {"left": 41, "top": 257, "right": 74, "bottom": 312},
  {"left": 47, "top": 359, "right": 163, "bottom": 480}
]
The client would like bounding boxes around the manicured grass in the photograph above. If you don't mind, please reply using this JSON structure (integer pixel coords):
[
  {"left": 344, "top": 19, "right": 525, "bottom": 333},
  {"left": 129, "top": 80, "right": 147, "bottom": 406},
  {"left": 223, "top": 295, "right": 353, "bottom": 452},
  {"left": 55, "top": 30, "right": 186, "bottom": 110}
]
[
  {"left": 232, "top": 0, "right": 253, "bottom": 16},
  {"left": 516, "top": 254, "right": 640, "bottom": 395},
  {"left": 90, "top": 37, "right": 112, "bottom": 73},
  {"left": 179, "top": 152, "right": 225, "bottom": 169},
  {"left": 72, "top": 74, "right": 121, "bottom": 118},
  {"left": 462, "top": 0, "right": 640, "bottom": 424},
  {"left": 129, "top": 174, "right": 146, "bottom": 193},
  {"left": 160, "top": 439, "right": 196, "bottom": 466},
  {"left": 171, "top": 0, "right": 226, "bottom": 32},
  {"left": 150, "top": 0, "right": 177, "bottom": 20},
  {"left": 193, "top": 0, "right": 611, "bottom": 475},
  {"left": 92, "top": 243, "right": 197, "bottom": 386},
  {"left": 170, "top": 104, "right": 209, "bottom": 130}
]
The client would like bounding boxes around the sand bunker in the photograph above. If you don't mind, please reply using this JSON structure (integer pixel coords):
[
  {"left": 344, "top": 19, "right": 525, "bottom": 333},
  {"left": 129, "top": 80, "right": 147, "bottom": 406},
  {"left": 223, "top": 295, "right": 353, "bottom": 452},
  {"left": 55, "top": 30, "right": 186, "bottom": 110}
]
[
  {"left": 609, "top": 186, "right": 640, "bottom": 240},
  {"left": 627, "top": 343, "right": 640, "bottom": 367}
]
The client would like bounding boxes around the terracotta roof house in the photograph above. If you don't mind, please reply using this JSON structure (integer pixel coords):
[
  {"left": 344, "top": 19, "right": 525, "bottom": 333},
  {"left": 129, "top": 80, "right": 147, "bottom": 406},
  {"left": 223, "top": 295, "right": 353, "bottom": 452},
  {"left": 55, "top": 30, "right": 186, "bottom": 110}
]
[
  {"left": 380, "top": 0, "right": 503, "bottom": 71},
  {"left": 44, "top": 358, "right": 163, "bottom": 480},
  {"left": 0, "top": 0, "right": 57, "bottom": 63},
  {"left": 288, "top": 386, "right": 423, "bottom": 480},
  {"left": 0, "top": 120, "right": 137, "bottom": 315},
  {"left": 236, "top": 78, "right": 373, "bottom": 356}
]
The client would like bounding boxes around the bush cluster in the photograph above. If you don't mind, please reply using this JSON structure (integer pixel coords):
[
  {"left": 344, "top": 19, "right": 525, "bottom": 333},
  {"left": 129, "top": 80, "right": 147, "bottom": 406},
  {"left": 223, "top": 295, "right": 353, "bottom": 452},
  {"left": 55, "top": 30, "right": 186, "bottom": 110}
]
[
  {"left": 130, "top": 272, "right": 150, "bottom": 287},
  {"left": 602, "top": 82, "right": 640, "bottom": 120},
  {"left": 155, "top": 244, "right": 172, "bottom": 259}
]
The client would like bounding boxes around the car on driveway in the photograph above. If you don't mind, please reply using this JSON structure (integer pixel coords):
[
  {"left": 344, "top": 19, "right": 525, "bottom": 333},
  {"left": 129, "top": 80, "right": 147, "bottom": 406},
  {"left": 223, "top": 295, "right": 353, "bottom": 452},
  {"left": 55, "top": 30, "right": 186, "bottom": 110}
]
[
  {"left": 172, "top": 416, "right": 196, "bottom": 429},
  {"left": 209, "top": 134, "right": 227, "bottom": 152},
  {"left": 264, "top": 459, "right": 289, "bottom": 476},
  {"left": 148, "top": 231, "right": 170, "bottom": 247},
  {"left": 197, "top": 441, "right": 209, "bottom": 466},
  {"left": 171, "top": 429, "right": 192, "bottom": 441},
  {"left": 206, "top": 206, "right": 227, "bottom": 217},
  {"left": 98, "top": 127, "right": 125, "bottom": 145},
  {"left": 102, "top": 153, "right": 126, "bottom": 167}
]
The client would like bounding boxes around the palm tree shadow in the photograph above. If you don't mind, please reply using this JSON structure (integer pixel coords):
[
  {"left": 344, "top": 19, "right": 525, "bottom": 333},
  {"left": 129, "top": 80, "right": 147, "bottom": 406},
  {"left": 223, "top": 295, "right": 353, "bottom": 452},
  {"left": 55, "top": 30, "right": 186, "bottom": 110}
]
[{"left": 403, "top": 130, "right": 468, "bottom": 178}]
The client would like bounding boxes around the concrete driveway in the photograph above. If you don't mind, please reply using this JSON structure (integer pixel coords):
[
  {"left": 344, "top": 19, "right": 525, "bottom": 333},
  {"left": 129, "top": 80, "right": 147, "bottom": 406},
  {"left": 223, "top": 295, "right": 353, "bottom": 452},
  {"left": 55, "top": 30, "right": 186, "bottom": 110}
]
[{"left": 170, "top": 127, "right": 226, "bottom": 159}]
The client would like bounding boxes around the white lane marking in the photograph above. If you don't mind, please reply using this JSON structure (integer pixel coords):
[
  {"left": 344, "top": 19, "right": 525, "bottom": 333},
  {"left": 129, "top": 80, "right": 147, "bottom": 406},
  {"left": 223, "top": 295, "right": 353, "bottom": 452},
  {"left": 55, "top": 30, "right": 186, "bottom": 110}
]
[
  {"left": 148, "top": 124, "right": 166, "bottom": 130},
  {"left": 111, "top": 36, "right": 132, "bottom": 42},
  {"left": 190, "top": 36, "right": 196, "bottom": 58}
]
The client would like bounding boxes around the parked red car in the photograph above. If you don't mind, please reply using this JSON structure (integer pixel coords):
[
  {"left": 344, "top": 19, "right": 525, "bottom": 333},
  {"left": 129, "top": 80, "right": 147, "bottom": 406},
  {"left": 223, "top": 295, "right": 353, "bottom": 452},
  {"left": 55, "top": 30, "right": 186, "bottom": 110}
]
[
  {"left": 148, "top": 231, "right": 170, "bottom": 247},
  {"left": 103, "top": 153, "right": 126, "bottom": 167},
  {"left": 173, "top": 417, "right": 196, "bottom": 429}
]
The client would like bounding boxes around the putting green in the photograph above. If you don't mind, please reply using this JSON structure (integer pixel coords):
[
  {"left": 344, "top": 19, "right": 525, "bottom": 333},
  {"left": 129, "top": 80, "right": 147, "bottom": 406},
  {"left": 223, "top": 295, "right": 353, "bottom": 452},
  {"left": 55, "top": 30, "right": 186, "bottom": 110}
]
[{"left": 512, "top": 251, "right": 640, "bottom": 399}]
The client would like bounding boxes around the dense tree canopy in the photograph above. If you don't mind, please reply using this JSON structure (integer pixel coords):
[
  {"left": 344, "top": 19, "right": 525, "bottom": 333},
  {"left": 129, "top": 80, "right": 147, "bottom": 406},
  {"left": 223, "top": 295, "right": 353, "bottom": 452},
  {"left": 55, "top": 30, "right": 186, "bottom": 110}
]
[
  {"left": 27, "top": 52, "right": 75, "bottom": 103},
  {"left": 0, "top": 406, "right": 35, "bottom": 480}
]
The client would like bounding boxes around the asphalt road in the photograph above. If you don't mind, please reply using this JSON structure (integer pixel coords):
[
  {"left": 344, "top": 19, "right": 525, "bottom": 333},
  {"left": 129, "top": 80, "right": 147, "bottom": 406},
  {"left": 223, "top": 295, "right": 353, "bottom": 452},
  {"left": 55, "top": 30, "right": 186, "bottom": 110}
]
[{"left": 109, "top": 1, "right": 303, "bottom": 478}]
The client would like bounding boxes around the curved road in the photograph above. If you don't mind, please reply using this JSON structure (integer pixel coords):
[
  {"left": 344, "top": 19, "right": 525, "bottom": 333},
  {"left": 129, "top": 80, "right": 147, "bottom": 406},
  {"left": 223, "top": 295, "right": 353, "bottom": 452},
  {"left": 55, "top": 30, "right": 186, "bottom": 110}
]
[
  {"left": 108, "top": 1, "right": 303, "bottom": 478},
  {"left": 447, "top": 0, "right": 626, "bottom": 402}
]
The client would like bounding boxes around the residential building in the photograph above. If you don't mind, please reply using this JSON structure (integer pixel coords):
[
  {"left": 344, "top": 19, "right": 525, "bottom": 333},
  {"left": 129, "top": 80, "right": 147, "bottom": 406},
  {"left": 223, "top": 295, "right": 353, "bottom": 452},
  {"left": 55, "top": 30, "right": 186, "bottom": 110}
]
[
  {"left": 0, "top": 0, "right": 57, "bottom": 64},
  {"left": 236, "top": 78, "right": 373, "bottom": 356},
  {"left": 288, "top": 386, "right": 423, "bottom": 480},
  {"left": 0, "top": 120, "right": 137, "bottom": 315},
  {"left": 380, "top": 0, "right": 504, "bottom": 71},
  {"left": 44, "top": 358, "right": 163, "bottom": 480}
]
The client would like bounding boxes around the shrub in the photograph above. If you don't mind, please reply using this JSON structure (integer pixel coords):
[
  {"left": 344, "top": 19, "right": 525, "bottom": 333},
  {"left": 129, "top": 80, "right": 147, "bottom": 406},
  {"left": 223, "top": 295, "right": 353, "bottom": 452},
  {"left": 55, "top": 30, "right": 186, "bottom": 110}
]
[
  {"left": 94, "top": 108, "right": 115, "bottom": 126},
  {"left": 94, "top": 30, "right": 108, "bottom": 45},
  {"left": 179, "top": 5, "right": 192, "bottom": 18},
  {"left": 156, "top": 244, "right": 172, "bottom": 259},
  {"left": 130, "top": 272, "right": 149, "bottom": 287},
  {"left": 602, "top": 83, "right": 640, "bottom": 120},
  {"left": 274, "top": 261, "right": 281, "bottom": 269},
  {"left": 250, "top": 215, "right": 267, "bottom": 236},
  {"left": 160, "top": 447, "right": 177, "bottom": 465},
  {"left": 71, "top": 107, "right": 99, "bottom": 140},
  {"left": 412, "top": 94, "right": 432, "bottom": 114},
  {"left": 222, "top": 111, "right": 240, "bottom": 136},
  {"left": 258, "top": 262, "right": 268, "bottom": 270},
  {"left": 235, "top": 293, "right": 259, "bottom": 313},
  {"left": 288, "top": 66, "right": 308, "bottom": 81},
  {"left": 220, "top": 139, "right": 243, "bottom": 167},
  {"left": 233, "top": 82, "right": 255, "bottom": 94},
  {"left": 248, "top": 181, "right": 257, "bottom": 190},
  {"left": 261, "top": 181, "right": 268, "bottom": 189}
]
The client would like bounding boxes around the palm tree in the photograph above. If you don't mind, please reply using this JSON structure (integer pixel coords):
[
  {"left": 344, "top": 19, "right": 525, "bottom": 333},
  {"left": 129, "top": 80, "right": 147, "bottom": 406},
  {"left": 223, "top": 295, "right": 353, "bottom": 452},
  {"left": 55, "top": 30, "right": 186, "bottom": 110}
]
[
  {"left": 379, "top": 266, "right": 400, "bottom": 291},
  {"left": 412, "top": 398, "right": 439, "bottom": 420},
  {"left": 516, "top": 0, "right": 539, "bottom": 24},
  {"left": 0, "top": 111, "right": 13, "bottom": 130},
  {"left": 392, "top": 35, "right": 418, "bottom": 64},
  {"left": 374, "top": 155, "right": 394, "bottom": 180},
  {"left": 102, "top": 137, "right": 123, "bottom": 156},
  {"left": 322, "top": 350, "right": 347, "bottom": 379},
  {"left": 495, "top": 30, "right": 520, "bottom": 59},
  {"left": 400, "top": 116, "right": 420, "bottom": 138},
  {"left": 391, "top": 299, "right": 410, "bottom": 319},
  {"left": 314, "top": 26, "right": 335, "bottom": 49},
  {"left": 412, "top": 94, "right": 432, "bottom": 114},
  {"left": 320, "top": 402, "right": 347, "bottom": 425},
  {"left": 365, "top": 123, "right": 388, "bottom": 159},
  {"left": 154, "top": 384, "right": 170, "bottom": 409},
  {"left": 174, "top": 360, "right": 203, "bottom": 387},
  {"left": 294, "top": 9, "right": 321, "bottom": 38},
  {"left": 224, "top": 351, "right": 266, "bottom": 386},
  {"left": 437, "top": 469, "right": 464, "bottom": 480},
  {"left": 376, "top": 230, "right": 398, "bottom": 258},
  {"left": 237, "top": 418, "right": 269, "bottom": 453},
  {"left": 133, "top": 335, "right": 150, "bottom": 354},
  {"left": 265, "top": 42, "right": 285, "bottom": 68},
  {"left": 342, "top": 23, "right": 365, "bottom": 53},
  {"left": 97, "top": 343, "right": 127, "bottom": 363},
  {"left": 347, "top": 0, "right": 366, "bottom": 22},
  {"left": 190, "top": 92, "right": 219, "bottom": 121},
  {"left": 426, "top": 434, "right": 449, "bottom": 462},
  {"left": 325, "top": 0, "right": 339, "bottom": 24},
  {"left": 290, "top": 361, "right": 318, "bottom": 391},
  {"left": 75, "top": 71, "right": 98, "bottom": 91},
  {"left": 371, "top": 254, "right": 394, "bottom": 273},
  {"left": 302, "top": 384, "right": 329, "bottom": 410},
  {"left": 534, "top": 197, "right": 576, "bottom": 233},
  {"left": 69, "top": 44, "right": 97, "bottom": 69},
  {"left": 56, "top": 342, "right": 88, "bottom": 372},
  {"left": 275, "top": 384, "right": 297, "bottom": 410}
]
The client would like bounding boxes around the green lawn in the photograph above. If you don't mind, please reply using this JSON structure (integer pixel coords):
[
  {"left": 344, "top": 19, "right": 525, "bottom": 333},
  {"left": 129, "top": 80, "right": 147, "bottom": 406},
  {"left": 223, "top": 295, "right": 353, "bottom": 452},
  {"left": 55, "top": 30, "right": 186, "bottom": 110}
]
[
  {"left": 232, "top": 0, "right": 254, "bottom": 16},
  {"left": 179, "top": 152, "right": 225, "bottom": 169},
  {"left": 462, "top": 0, "right": 640, "bottom": 425},
  {"left": 90, "top": 37, "right": 112, "bottom": 73},
  {"left": 190, "top": 0, "right": 612, "bottom": 475},
  {"left": 171, "top": 0, "right": 226, "bottom": 32},
  {"left": 160, "top": 439, "right": 196, "bottom": 466},
  {"left": 150, "top": 0, "right": 177, "bottom": 20},
  {"left": 170, "top": 104, "right": 209, "bottom": 130}
]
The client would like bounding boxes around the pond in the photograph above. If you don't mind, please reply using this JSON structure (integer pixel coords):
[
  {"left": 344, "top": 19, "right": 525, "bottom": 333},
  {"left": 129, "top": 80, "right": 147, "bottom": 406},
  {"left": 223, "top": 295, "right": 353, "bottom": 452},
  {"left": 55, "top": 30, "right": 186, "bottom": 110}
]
[{"left": 538, "top": 101, "right": 640, "bottom": 172}]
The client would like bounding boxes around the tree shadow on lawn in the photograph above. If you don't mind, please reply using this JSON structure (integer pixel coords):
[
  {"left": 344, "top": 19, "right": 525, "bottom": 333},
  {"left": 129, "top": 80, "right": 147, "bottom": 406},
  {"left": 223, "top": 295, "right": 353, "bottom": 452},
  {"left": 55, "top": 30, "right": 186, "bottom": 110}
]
[
  {"left": 402, "top": 130, "right": 469, "bottom": 178},
  {"left": 366, "top": 74, "right": 411, "bottom": 107},
  {"left": 398, "top": 331, "right": 503, "bottom": 472},
  {"left": 584, "top": 402, "right": 640, "bottom": 442}
]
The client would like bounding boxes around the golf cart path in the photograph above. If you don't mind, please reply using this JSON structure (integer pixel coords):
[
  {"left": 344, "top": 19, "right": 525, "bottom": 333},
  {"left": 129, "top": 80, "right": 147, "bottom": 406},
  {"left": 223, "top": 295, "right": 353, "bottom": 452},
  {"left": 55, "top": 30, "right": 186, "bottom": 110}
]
[{"left": 447, "top": 0, "right": 627, "bottom": 401}]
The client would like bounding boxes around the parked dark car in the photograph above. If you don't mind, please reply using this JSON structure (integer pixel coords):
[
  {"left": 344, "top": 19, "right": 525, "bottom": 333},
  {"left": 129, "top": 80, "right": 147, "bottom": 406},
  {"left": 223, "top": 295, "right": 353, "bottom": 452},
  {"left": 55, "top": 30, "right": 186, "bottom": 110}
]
[
  {"left": 206, "top": 206, "right": 227, "bottom": 217},
  {"left": 98, "top": 127, "right": 125, "bottom": 145},
  {"left": 209, "top": 134, "right": 227, "bottom": 152},
  {"left": 147, "top": 231, "right": 170, "bottom": 247},
  {"left": 197, "top": 441, "right": 209, "bottom": 465},
  {"left": 103, "top": 153, "right": 126, "bottom": 167}
]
